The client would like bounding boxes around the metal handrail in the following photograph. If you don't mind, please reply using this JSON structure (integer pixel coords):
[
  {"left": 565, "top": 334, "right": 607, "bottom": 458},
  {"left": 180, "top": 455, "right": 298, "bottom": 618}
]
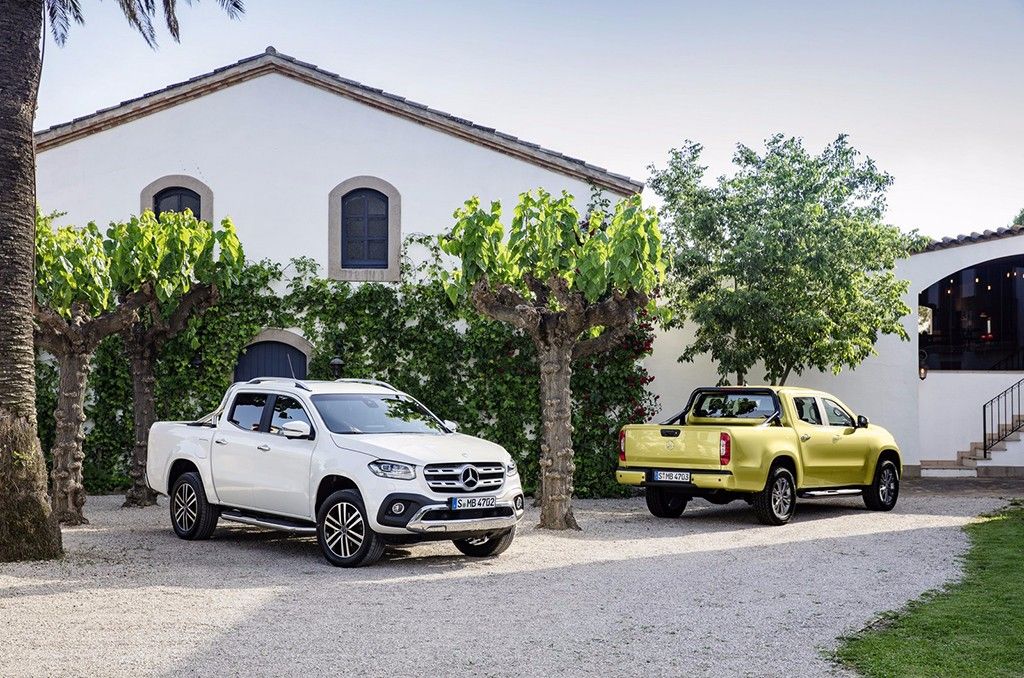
[{"left": 983, "top": 377, "right": 1024, "bottom": 457}]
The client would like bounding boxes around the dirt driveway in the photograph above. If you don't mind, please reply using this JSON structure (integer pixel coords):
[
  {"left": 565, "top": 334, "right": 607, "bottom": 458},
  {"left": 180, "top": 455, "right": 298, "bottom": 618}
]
[{"left": 0, "top": 485, "right": 1015, "bottom": 677}]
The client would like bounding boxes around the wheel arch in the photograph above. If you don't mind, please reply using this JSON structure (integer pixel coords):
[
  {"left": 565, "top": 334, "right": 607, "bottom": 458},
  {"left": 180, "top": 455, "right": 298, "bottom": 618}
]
[
  {"left": 314, "top": 474, "right": 362, "bottom": 516},
  {"left": 876, "top": 448, "right": 902, "bottom": 475},
  {"left": 768, "top": 452, "right": 800, "bottom": 486}
]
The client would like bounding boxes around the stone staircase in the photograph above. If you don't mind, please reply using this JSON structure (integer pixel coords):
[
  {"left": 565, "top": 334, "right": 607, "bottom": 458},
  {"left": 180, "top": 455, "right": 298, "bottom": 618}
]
[{"left": 920, "top": 418, "right": 1024, "bottom": 478}]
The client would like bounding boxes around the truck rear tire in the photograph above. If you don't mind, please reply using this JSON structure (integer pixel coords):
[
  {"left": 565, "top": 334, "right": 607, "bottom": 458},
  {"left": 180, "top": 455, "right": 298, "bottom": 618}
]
[
  {"left": 317, "top": 489, "right": 386, "bottom": 567},
  {"left": 170, "top": 471, "right": 219, "bottom": 540},
  {"left": 645, "top": 487, "right": 689, "bottom": 518},
  {"left": 753, "top": 466, "right": 796, "bottom": 525},
  {"left": 863, "top": 458, "right": 900, "bottom": 511},
  {"left": 453, "top": 528, "right": 516, "bottom": 557}
]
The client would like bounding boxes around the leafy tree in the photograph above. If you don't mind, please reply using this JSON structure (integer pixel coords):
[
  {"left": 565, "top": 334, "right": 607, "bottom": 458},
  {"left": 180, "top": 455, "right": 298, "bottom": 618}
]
[
  {"left": 1013, "top": 207, "right": 1024, "bottom": 226},
  {"left": 441, "top": 190, "right": 664, "bottom": 530},
  {"left": 118, "top": 211, "right": 244, "bottom": 507},
  {"left": 649, "top": 134, "right": 922, "bottom": 385},
  {"left": 0, "top": 0, "right": 243, "bottom": 561},
  {"left": 34, "top": 214, "right": 148, "bottom": 524}
]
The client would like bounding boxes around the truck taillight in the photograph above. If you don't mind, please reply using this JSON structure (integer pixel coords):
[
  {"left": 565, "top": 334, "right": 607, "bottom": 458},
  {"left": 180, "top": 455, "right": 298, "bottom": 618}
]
[
  {"left": 719, "top": 432, "right": 731, "bottom": 465},
  {"left": 618, "top": 429, "right": 626, "bottom": 462}
]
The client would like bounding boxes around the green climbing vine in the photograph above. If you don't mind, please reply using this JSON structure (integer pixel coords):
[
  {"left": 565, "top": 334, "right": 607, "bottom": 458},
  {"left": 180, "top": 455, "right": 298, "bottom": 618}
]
[{"left": 35, "top": 237, "right": 659, "bottom": 498}]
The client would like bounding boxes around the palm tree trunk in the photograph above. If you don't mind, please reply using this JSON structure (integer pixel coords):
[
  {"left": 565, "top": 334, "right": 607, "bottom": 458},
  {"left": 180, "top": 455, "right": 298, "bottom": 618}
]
[
  {"left": 123, "top": 335, "right": 158, "bottom": 507},
  {"left": 0, "top": 0, "right": 62, "bottom": 561},
  {"left": 50, "top": 350, "right": 92, "bottom": 525},
  {"left": 536, "top": 343, "right": 580, "bottom": 530}
]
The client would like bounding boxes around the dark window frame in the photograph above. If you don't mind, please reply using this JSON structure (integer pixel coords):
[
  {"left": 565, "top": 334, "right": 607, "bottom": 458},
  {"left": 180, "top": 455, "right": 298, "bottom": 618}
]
[
  {"left": 340, "top": 188, "right": 389, "bottom": 269},
  {"left": 266, "top": 394, "right": 315, "bottom": 440},
  {"left": 227, "top": 392, "right": 270, "bottom": 432},
  {"left": 153, "top": 186, "right": 202, "bottom": 218}
]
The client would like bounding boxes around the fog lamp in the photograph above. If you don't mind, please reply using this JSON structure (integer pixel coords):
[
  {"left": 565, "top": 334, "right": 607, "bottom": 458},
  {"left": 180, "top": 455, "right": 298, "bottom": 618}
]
[{"left": 391, "top": 502, "right": 406, "bottom": 515}]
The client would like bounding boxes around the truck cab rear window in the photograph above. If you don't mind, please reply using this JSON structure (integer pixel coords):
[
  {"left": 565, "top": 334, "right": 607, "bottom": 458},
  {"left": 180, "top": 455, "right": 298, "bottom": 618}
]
[{"left": 692, "top": 393, "right": 775, "bottom": 419}]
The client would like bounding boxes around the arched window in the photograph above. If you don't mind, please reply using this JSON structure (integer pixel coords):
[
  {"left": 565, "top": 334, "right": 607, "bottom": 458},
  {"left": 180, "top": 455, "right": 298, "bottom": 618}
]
[
  {"left": 341, "top": 188, "right": 389, "bottom": 269},
  {"left": 328, "top": 176, "right": 401, "bottom": 282},
  {"left": 153, "top": 186, "right": 201, "bottom": 218},
  {"left": 919, "top": 254, "right": 1024, "bottom": 370},
  {"left": 140, "top": 175, "right": 213, "bottom": 222}
]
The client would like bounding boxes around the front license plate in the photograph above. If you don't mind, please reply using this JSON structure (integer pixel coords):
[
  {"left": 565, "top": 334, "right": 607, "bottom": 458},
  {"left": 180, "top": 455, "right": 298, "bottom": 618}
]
[
  {"left": 654, "top": 470, "right": 691, "bottom": 483},
  {"left": 450, "top": 496, "right": 497, "bottom": 510}
]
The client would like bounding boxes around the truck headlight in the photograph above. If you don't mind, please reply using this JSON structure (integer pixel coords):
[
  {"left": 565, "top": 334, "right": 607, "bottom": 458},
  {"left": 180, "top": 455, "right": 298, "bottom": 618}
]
[
  {"left": 506, "top": 460, "right": 518, "bottom": 476},
  {"left": 368, "top": 460, "right": 416, "bottom": 480}
]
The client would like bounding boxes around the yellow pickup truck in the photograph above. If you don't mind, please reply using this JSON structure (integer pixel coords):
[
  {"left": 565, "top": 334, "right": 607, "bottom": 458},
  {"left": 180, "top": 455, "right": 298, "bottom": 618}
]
[{"left": 616, "top": 386, "right": 901, "bottom": 525}]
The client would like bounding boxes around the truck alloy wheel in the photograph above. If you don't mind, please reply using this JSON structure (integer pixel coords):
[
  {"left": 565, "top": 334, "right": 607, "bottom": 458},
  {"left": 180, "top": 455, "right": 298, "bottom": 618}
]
[
  {"left": 754, "top": 466, "right": 796, "bottom": 525},
  {"left": 864, "top": 459, "right": 900, "bottom": 512},
  {"left": 169, "top": 471, "right": 219, "bottom": 540},
  {"left": 316, "top": 489, "right": 386, "bottom": 567},
  {"left": 453, "top": 528, "right": 516, "bottom": 557}
]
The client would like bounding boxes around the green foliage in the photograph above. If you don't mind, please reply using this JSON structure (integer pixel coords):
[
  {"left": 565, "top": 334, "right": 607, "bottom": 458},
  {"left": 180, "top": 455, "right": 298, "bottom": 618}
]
[
  {"left": 837, "top": 505, "right": 1024, "bottom": 677},
  {"left": 35, "top": 213, "right": 114, "bottom": 317},
  {"left": 35, "top": 238, "right": 657, "bottom": 497},
  {"left": 1013, "top": 207, "right": 1024, "bottom": 227},
  {"left": 105, "top": 210, "right": 243, "bottom": 304},
  {"left": 441, "top": 189, "right": 665, "bottom": 309},
  {"left": 649, "top": 134, "right": 925, "bottom": 385}
]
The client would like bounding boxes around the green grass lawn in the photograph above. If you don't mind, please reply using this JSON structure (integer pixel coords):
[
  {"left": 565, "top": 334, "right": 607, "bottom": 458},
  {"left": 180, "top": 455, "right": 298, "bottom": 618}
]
[{"left": 836, "top": 502, "right": 1024, "bottom": 677}]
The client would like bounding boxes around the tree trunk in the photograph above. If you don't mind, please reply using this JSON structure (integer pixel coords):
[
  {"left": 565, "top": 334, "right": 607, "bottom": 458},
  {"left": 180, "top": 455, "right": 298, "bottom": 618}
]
[
  {"left": 536, "top": 343, "right": 580, "bottom": 530},
  {"left": 123, "top": 336, "right": 158, "bottom": 507},
  {"left": 0, "top": 0, "right": 62, "bottom": 561},
  {"left": 50, "top": 350, "right": 91, "bottom": 525}
]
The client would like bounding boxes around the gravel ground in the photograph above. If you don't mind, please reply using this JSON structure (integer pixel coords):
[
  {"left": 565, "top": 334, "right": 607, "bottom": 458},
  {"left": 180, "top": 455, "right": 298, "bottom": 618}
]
[{"left": 0, "top": 491, "right": 1009, "bottom": 678}]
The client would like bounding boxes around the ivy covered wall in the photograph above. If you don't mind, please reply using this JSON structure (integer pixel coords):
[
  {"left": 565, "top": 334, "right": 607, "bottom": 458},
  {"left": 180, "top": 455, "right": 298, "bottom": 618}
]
[{"left": 36, "top": 239, "right": 659, "bottom": 498}]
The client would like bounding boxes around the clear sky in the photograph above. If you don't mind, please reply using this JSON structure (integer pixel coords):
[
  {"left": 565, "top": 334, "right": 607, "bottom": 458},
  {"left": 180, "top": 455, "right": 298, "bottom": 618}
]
[{"left": 35, "top": 0, "right": 1024, "bottom": 239}]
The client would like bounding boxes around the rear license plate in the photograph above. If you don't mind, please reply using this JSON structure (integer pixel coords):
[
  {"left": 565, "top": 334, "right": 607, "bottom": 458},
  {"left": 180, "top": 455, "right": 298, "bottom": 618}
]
[
  {"left": 653, "top": 470, "right": 691, "bottom": 482},
  {"left": 450, "top": 496, "right": 497, "bottom": 510}
]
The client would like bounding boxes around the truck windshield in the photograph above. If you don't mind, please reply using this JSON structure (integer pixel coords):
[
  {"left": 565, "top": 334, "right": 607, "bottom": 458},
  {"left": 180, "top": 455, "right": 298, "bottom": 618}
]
[
  {"left": 691, "top": 392, "right": 776, "bottom": 419},
  {"left": 311, "top": 394, "right": 447, "bottom": 434}
]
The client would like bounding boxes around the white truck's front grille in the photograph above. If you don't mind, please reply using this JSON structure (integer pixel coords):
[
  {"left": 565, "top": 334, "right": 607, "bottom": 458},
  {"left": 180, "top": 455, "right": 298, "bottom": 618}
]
[{"left": 423, "top": 462, "right": 505, "bottom": 494}]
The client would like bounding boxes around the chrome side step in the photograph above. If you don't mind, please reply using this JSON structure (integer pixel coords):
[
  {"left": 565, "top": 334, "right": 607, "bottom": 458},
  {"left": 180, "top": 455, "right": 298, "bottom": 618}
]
[
  {"left": 799, "top": 489, "right": 863, "bottom": 497},
  {"left": 220, "top": 511, "right": 316, "bottom": 534}
]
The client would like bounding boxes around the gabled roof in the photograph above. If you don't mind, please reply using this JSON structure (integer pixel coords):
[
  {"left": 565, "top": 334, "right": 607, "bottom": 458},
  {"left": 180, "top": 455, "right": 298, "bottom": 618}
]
[
  {"left": 34, "top": 47, "right": 642, "bottom": 196},
  {"left": 918, "top": 224, "right": 1024, "bottom": 254}
]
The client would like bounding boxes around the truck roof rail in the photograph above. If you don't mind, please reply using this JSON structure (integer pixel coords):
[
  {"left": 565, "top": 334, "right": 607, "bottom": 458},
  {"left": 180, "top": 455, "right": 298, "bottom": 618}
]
[
  {"left": 334, "top": 377, "right": 398, "bottom": 391},
  {"left": 245, "top": 377, "right": 312, "bottom": 392}
]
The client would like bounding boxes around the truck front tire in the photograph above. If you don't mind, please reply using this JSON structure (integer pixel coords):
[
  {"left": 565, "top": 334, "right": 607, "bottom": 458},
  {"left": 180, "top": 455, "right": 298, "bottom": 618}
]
[
  {"left": 170, "top": 471, "right": 219, "bottom": 540},
  {"left": 645, "top": 487, "right": 689, "bottom": 518},
  {"left": 317, "top": 489, "right": 386, "bottom": 567},
  {"left": 863, "top": 459, "right": 900, "bottom": 511},
  {"left": 753, "top": 466, "right": 796, "bottom": 525},
  {"left": 453, "top": 528, "right": 516, "bottom": 557}
]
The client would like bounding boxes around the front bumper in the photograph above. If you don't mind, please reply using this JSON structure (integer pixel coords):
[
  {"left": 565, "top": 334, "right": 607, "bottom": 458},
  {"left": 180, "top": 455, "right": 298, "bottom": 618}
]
[{"left": 406, "top": 498, "right": 524, "bottom": 534}]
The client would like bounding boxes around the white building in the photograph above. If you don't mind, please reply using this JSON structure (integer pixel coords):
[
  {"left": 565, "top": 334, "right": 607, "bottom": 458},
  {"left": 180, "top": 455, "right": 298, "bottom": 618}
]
[{"left": 35, "top": 49, "right": 1024, "bottom": 478}]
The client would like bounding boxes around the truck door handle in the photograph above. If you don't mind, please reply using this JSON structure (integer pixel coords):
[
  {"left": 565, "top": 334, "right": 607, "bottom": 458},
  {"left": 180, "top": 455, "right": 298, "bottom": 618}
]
[
  {"left": 800, "top": 434, "right": 811, "bottom": 442},
  {"left": 214, "top": 438, "right": 228, "bottom": 445},
  {"left": 257, "top": 444, "right": 271, "bottom": 451}
]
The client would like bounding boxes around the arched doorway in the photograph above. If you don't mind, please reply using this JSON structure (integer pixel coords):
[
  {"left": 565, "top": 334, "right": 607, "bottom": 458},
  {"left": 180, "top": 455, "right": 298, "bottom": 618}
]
[
  {"left": 919, "top": 254, "right": 1024, "bottom": 370},
  {"left": 234, "top": 329, "right": 313, "bottom": 382}
]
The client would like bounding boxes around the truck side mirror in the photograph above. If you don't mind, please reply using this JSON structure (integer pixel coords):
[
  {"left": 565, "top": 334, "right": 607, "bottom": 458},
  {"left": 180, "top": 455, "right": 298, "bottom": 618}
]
[
  {"left": 443, "top": 419, "right": 459, "bottom": 433},
  {"left": 281, "top": 420, "right": 312, "bottom": 439},
  {"left": 856, "top": 415, "right": 869, "bottom": 429}
]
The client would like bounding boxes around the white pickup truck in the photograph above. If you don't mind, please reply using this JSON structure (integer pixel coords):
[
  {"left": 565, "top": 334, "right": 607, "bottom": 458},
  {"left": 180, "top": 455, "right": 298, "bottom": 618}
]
[{"left": 146, "top": 377, "right": 525, "bottom": 567}]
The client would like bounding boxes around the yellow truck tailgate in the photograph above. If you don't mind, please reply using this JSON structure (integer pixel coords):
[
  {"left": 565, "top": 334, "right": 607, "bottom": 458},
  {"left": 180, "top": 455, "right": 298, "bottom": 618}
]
[{"left": 622, "top": 424, "right": 727, "bottom": 469}]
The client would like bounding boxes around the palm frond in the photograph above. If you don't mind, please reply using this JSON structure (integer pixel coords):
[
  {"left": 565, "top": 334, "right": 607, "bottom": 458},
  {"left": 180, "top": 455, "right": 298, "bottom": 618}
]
[
  {"left": 115, "top": 0, "right": 157, "bottom": 47},
  {"left": 216, "top": 0, "right": 244, "bottom": 20},
  {"left": 45, "top": 0, "right": 84, "bottom": 46}
]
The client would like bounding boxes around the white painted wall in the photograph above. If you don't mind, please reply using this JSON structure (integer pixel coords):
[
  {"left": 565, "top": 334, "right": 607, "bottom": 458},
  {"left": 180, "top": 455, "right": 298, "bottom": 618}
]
[
  {"left": 36, "top": 72, "right": 604, "bottom": 269},
  {"left": 918, "top": 371, "right": 1024, "bottom": 457}
]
